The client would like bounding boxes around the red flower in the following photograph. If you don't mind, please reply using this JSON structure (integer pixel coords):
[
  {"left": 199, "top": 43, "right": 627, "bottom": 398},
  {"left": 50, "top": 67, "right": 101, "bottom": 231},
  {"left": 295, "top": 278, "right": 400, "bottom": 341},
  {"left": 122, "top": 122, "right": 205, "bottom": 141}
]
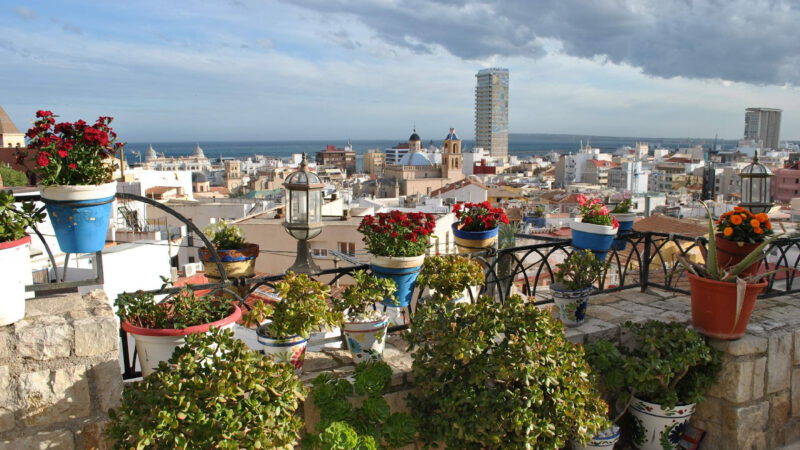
[
  {"left": 37, "top": 152, "right": 50, "bottom": 167},
  {"left": 68, "top": 163, "right": 77, "bottom": 169},
  {"left": 58, "top": 149, "right": 69, "bottom": 158},
  {"left": 36, "top": 110, "right": 53, "bottom": 118}
]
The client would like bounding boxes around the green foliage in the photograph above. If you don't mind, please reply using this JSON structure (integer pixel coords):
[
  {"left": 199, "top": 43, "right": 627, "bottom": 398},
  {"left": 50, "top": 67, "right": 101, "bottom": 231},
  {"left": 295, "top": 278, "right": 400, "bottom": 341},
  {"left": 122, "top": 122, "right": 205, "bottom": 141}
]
[
  {"left": 418, "top": 255, "right": 484, "bottom": 301},
  {"left": 114, "top": 288, "right": 234, "bottom": 330},
  {"left": 405, "top": 295, "right": 610, "bottom": 449},
  {"left": 0, "top": 164, "right": 28, "bottom": 186},
  {"left": 258, "top": 272, "right": 342, "bottom": 339},
  {"left": 304, "top": 361, "right": 417, "bottom": 449},
  {"left": 106, "top": 328, "right": 306, "bottom": 449},
  {"left": 584, "top": 340, "right": 630, "bottom": 422},
  {"left": 531, "top": 205, "right": 546, "bottom": 217},
  {"left": 554, "top": 249, "right": 610, "bottom": 291},
  {"left": 0, "top": 190, "right": 44, "bottom": 242},
  {"left": 203, "top": 220, "right": 246, "bottom": 250},
  {"left": 333, "top": 270, "right": 397, "bottom": 321},
  {"left": 592, "top": 320, "right": 721, "bottom": 409},
  {"left": 611, "top": 199, "right": 632, "bottom": 214},
  {"left": 240, "top": 297, "right": 273, "bottom": 328}
]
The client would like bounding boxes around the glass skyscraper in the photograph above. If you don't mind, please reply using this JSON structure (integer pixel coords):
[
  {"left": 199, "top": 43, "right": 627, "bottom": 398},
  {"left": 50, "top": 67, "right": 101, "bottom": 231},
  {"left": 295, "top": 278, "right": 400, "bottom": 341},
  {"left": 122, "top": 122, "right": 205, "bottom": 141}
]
[{"left": 475, "top": 68, "right": 509, "bottom": 159}]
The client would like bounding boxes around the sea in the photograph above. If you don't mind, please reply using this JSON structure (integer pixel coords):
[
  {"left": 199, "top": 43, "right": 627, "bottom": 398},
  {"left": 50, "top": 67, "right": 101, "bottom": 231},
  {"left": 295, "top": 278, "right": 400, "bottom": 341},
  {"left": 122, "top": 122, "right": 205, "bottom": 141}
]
[{"left": 122, "top": 133, "right": 741, "bottom": 164}]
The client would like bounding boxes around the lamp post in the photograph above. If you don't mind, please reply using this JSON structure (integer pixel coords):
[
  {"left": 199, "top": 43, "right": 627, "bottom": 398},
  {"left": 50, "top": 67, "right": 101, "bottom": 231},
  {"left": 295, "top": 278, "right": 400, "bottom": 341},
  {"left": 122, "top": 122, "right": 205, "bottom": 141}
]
[
  {"left": 739, "top": 151, "right": 773, "bottom": 214},
  {"left": 283, "top": 153, "right": 324, "bottom": 274}
]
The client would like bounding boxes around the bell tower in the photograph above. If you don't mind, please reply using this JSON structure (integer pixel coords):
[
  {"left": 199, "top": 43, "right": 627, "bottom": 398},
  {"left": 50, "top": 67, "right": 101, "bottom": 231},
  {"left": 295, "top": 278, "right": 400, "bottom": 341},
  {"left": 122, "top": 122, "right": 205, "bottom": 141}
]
[{"left": 441, "top": 128, "right": 463, "bottom": 180}]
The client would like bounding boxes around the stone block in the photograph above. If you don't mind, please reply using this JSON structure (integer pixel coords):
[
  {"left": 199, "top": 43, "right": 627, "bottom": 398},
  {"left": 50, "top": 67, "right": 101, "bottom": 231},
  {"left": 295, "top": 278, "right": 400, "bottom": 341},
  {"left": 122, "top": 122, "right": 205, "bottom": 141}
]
[
  {"left": 711, "top": 335, "right": 768, "bottom": 357},
  {"left": 793, "top": 368, "right": 800, "bottom": 417},
  {"left": 624, "top": 292, "right": 662, "bottom": 304},
  {"left": 15, "top": 316, "right": 72, "bottom": 360},
  {"left": 564, "top": 328, "right": 584, "bottom": 345},
  {"left": 795, "top": 329, "right": 800, "bottom": 365},
  {"left": 91, "top": 360, "right": 122, "bottom": 412},
  {"left": 23, "top": 294, "right": 81, "bottom": 317},
  {"left": 0, "top": 329, "right": 13, "bottom": 360},
  {"left": 76, "top": 420, "right": 113, "bottom": 450},
  {"left": 302, "top": 351, "right": 340, "bottom": 373},
  {"left": 768, "top": 332, "right": 793, "bottom": 394},
  {"left": 0, "top": 430, "right": 74, "bottom": 450},
  {"left": 586, "top": 305, "right": 629, "bottom": 324},
  {"left": 73, "top": 316, "right": 118, "bottom": 357},
  {"left": 708, "top": 356, "right": 765, "bottom": 403},
  {"left": 580, "top": 319, "right": 619, "bottom": 344},
  {"left": 692, "top": 396, "right": 722, "bottom": 425},
  {"left": 770, "top": 391, "right": 791, "bottom": 430},
  {"left": 17, "top": 365, "right": 91, "bottom": 427},
  {"left": 655, "top": 310, "right": 690, "bottom": 323},
  {"left": 0, "top": 365, "right": 14, "bottom": 406},
  {"left": 588, "top": 294, "right": 621, "bottom": 306},
  {"left": 0, "top": 407, "right": 14, "bottom": 433},
  {"left": 723, "top": 401, "right": 769, "bottom": 447}
]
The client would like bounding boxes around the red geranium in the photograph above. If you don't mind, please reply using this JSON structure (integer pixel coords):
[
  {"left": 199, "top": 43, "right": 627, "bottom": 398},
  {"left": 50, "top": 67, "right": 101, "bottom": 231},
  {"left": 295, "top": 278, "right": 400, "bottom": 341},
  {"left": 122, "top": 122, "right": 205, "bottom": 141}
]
[
  {"left": 357, "top": 210, "right": 436, "bottom": 257},
  {"left": 452, "top": 202, "right": 509, "bottom": 232},
  {"left": 575, "top": 195, "right": 618, "bottom": 228}
]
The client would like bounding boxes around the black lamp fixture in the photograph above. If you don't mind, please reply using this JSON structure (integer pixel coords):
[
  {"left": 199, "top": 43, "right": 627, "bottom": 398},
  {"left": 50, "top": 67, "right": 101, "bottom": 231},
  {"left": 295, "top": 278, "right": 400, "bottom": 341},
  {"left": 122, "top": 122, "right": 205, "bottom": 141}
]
[
  {"left": 739, "top": 150, "right": 773, "bottom": 214},
  {"left": 283, "top": 153, "right": 324, "bottom": 274}
]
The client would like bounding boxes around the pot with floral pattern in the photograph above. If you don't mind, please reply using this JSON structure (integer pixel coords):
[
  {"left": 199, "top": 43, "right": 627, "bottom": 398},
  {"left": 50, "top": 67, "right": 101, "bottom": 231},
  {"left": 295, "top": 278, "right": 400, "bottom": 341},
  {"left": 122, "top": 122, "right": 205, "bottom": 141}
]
[
  {"left": 571, "top": 425, "right": 621, "bottom": 449},
  {"left": 551, "top": 250, "right": 609, "bottom": 327},
  {"left": 551, "top": 283, "right": 592, "bottom": 327},
  {"left": 342, "top": 316, "right": 389, "bottom": 363},
  {"left": 629, "top": 396, "right": 695, "bottom": 450},
  {"left": 256, "top": 328, "right": 308, "bottom": 372}
]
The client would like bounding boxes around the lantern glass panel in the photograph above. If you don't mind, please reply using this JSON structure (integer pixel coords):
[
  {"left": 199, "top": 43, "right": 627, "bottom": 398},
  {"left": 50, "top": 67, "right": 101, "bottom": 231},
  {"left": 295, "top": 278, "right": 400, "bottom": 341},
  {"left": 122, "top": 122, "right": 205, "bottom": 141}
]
[
  {"left": 309, "top": 190, "right": 321, "bottom": 223},
  {"left": 289, "top": 190, "right": 307, "bottom": 224}
]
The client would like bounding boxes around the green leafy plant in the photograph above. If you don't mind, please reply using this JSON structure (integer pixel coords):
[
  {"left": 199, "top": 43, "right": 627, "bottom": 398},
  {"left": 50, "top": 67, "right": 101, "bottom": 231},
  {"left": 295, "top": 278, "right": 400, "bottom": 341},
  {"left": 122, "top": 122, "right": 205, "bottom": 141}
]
[
  {"left": 553, "top": 249, "right": 610, "bottom": 291},
  {"left": 115, "top": 288, "right": 234, "bottom": 329},
  {"left": 203, "top": 220, "right": 246, "bottom": 250},
  {"left": 418, "top": 254, "right": 484, "bottom": 301},
  {"left": 303, "top": 361, "right": 417, "bottom": 449},
  {"left": 611, "top": 198, "right": 632, "bottom": 214},
  {"left": 405, "top": 295, "right": 610, "bottom": 449},
  {"left": 258, "top": 271, "right": 342, "bottom": 338},
  {"left": 0, "top": 190, "right": 45, "bottom": 242},
  {"left": 0, "top": 164, "right": 28, "bottom": 187},
  {"left": 107, "top": 328, "right": 306, "bottom": 449},
  {"left": 584, "top": 340, "right": 631, "bottom": 423},
  {"left": 240, "top": 296, "right": 275, "bottom": 329},
  {"left": 531, "top": 205, "right": 546, "bottom": 217},
  {"left": 333, "top": 270, "right": 397, "bottom": 322}
]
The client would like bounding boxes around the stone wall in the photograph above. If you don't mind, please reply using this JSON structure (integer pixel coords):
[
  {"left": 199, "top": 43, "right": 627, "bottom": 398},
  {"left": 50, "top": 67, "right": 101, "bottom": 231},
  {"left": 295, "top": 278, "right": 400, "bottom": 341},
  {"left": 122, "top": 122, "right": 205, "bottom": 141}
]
[{"left": 0, "top": 291, "right": 122, "bottom": 449}]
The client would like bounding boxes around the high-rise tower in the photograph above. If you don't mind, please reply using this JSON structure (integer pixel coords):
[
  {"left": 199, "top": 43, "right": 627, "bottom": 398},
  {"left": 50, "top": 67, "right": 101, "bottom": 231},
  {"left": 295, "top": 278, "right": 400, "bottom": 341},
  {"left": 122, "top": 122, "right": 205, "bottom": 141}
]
[
  {"left": 744, "top": 107, "right": 782, "bottom": 150},
  {"left": 475, "top": 68, "right": 509, "bottom": 159}
]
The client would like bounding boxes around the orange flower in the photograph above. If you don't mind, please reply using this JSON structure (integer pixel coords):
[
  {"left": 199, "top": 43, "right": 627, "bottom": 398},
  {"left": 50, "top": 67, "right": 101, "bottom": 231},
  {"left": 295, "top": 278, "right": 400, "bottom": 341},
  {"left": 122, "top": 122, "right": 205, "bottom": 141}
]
[
  {"left": 723, "top": 227, "right": 734, "bottom": 236},
  {"left": 765, "top": 221, "right": 772, "bottom": 230},
  {"left": 750, "top": 219, "right": 760, "bottom": 228},
  {"left": 730, "top": 214, "right": 743, "bottom": 225},
  {"left": 756, "top": 213, "right": 768, "bottom": 223},
  {"left": 734, "top": 206, "right": 744, "bottom": 213},
  {"left": 754, "top": 227, "right": 763, "bottom": 234},
  {"left": 740, "top": 213, "right": 748, "bottom": 219}
]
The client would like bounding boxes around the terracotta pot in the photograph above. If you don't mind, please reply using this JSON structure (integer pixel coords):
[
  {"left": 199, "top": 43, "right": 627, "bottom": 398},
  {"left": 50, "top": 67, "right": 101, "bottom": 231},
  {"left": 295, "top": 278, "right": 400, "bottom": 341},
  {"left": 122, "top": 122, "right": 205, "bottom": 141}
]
[
  {"left": 687, "top": 272, "right": 766, "bottom": 340},
  {"left": 714, "top": 234, "right": 761, "bottom": 276}
]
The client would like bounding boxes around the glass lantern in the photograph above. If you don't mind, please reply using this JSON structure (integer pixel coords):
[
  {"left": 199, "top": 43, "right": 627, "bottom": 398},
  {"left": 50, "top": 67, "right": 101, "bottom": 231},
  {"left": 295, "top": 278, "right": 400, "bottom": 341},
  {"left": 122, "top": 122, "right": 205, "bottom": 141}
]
[
  {"left": 283, "top": 154, "right": 324, "bottom": 273},
  {"left": 739, "top": 151, "right": 773, "bottom": 214}
]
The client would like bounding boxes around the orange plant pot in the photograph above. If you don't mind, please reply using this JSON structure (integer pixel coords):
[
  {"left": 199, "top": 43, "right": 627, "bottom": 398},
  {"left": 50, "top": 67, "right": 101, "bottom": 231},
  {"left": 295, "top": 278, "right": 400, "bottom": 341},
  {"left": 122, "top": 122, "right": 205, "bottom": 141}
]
[
  {"left": 714, "top": 234, "right": 761, "bottom": 277},
  {"left": 687, "top": 272, "right": 766, "bottom": 340}
]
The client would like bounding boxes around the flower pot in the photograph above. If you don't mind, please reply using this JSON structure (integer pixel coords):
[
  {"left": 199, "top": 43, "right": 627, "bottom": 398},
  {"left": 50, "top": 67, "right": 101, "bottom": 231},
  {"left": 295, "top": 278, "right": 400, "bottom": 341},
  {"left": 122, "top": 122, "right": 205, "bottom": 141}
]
[
  {"left": 611, "top": 237, "right": 628, "bottom": 251},
  {"left": 40, "top": 182, "right": 117, "bottom": 253},
  {"left": 369, "top": 254, "right": 425, "bottom": 307},
  {"left": 611, "top": 213, "right": 636, "bottom": 232},
  {"left": 570, "top": 221, "right": 617, "bottom": 261},
  {"left": 714, "top": 234, "right": 761, "bottom": 276},
  {"left": 257, "top": 329, "right": 308, "bottom": 372},
  {"left": 121, "top": 303, "right": 242, "bottom": 377},
  {"left": 687, "top": 272, "right": 766, "bottom": 340},
  {"left": 571, "top": 425, "right": 620, "bottom": 449},
  {"left": 528, "top": 217, "right": 546, "bottom": 228},
  {"left": 452, "top": 223, "right": 499, "bottom": 254},
  {"left": 199, "top": 243, "right": 260, "bottom": 280},
  {"left": 551, "top": 283, "right": 593, "bottom": 327},
  {"left": 342, "top": 317, "right": 389, "bottom": 363},
  {"left": 0, "top": 236, "right": 31, "bottom": 326},
  {"left": 629, "top": 397, "right": 695, "bottom": 450}
]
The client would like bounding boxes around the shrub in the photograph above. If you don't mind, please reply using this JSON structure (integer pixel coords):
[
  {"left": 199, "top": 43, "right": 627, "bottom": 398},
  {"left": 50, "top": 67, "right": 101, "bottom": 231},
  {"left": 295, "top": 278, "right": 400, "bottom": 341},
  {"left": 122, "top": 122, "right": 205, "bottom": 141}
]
[
  {"left": 0, "top": 164, "right": 28, "bottom": 186},
  {"left": 258, "top": 271, "right": 342, "bottom": 339},
  {"left": 0, "top": 190, "right": 44, "bottom": 242},
  {"left": 418, "top": 254, "right": 484, "bottom": 301},
  {"left": 203, "top": 220, "right": 246, "bottom": 250},
  {"left": 107, "top": 328, "right": 305, "bottom": 449},
  {"left": 115, "top": 288, "right": 233, "bottom": 329},
  {"left": 333, "top": 270, "right": 397, "bottom": 321},
  {"left": 553, "top": 249, "right": 609, "bottom": 291}
]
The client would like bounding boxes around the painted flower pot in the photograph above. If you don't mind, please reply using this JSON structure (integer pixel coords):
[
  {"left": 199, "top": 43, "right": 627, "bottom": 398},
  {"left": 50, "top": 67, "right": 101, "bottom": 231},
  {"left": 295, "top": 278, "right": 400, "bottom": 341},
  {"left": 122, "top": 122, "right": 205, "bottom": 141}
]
[
  {"left": 369, "top": 254, "right": 425, "bottom": 307},
  {"left": 0, "top": 236, "right": 31, "bottom": 326},
  {"left": 570, "top": 221, "right": 617, "bottom": 261},
  {"left": 571, "top": 425, "right": 621, "bottom": 449},
  {"left": 199, "top": 243, "right": 260, "bottom": 280},
  {"left": 121, "top": 303, "right": 242, "bottom": 377},
  {"left": 257, "top": 329, "right": 308, "bottom": 372},
  {"left": 630, "top": 397, "right": 695, "bottom": 450},
  {"left": 611, "top": 213, "right": 636, "bottom": 232},
  {"left": 687, "top": 272, "right": 766, "bottom": 340},
  {"left": 611, "top": 237, "right": 628, "bottom": 251},
  {"left": 714, "top": 234, "right": 761, "bottom": 277},
  {"left": 452, "top": 223, "right": 499, "bottom": 254},
  {"left": 40, "top": 182, "right": 117, "bottom": 253},
  {"left": 342, "top": 317, "right": 389, "bottom": 363},
  {"left": 527, "top": 217, "right": 546, "bottom": 228},
  {"left": 551, "top": 283, "right": 592, "bottom": 327}
]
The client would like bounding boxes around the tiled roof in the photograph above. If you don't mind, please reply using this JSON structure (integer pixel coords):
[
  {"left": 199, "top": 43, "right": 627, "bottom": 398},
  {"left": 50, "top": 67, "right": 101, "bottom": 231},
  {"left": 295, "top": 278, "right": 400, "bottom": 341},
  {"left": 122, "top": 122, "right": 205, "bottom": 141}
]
[
  {"left": 0, "top": 106, "right": 21, "bottom": 134},
  {"left": 430, "top": 179, "right": 486, "bottom": 196},
  {"left": 632, "top": 214, "right": 707, "bottom": 237}
]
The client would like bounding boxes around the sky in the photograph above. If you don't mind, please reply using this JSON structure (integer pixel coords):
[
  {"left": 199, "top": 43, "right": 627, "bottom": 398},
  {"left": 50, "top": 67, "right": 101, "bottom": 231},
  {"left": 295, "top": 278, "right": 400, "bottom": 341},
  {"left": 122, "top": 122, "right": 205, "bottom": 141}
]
[{"left": 1, "top": 0, "right": 799, "bottom": 142}]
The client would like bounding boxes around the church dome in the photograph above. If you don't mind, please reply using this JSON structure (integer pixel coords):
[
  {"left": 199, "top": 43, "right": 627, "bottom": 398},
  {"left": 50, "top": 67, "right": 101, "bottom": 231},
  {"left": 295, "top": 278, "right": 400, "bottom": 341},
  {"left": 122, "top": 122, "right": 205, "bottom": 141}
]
[
  {"left": 409, "top": 132, "right": 421, "bottom": 142},
  {"left": 399, "top": 151, "right": 433, "bottom": 166},
  {"left": 145, "top": 144, "right": 157, "bottom": 162},
  {"left": 192, "top": 171, "right": 208, "bottom": 183},
  {"left": 193, "top": 144, "right": 206, "bottom": 159}
]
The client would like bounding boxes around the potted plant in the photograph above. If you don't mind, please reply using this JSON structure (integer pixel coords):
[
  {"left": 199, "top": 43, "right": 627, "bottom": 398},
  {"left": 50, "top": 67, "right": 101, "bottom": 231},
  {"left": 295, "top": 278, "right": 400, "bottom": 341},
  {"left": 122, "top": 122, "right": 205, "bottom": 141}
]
[
  {"left": 116, "top": 288, "right": 242, "bottom": 376},
  {"left": 679, "top": 202, "right": 776, "bottom": 339},
  {"left": 570, "top": 195, "right": 619, "bottom": 260},
  {"left": 19, "top": 111, "right": 122, "bottom": 253},
  {"left": 303, "top": 361, "right": 417, "bottom": 449},
  {"left": 418, "top": 254, "right": 485, "bottom": 303},
  {"left": 551, "top": 250, "right": 609, "bottom": 327},
  {"left": 598, "top": 321, "right": 721, "bottom": 450},
  {"left": 256, "top": 271, "right": 342, "bottom": 371},
  {"left": 107, "top": 328, "right": 306, "bottom": 448},
  {"left": 451, "top": 201, "right": 509, "bottom": 253},
  {"left": 713, "top": 206, "right": 773, "bottom": 275},
  {"left": 0, "top": 191, "right": 45, "bottom": 326},
  {"left": 405, "top": 294, "right": 610, "bottom": 448},
  {"left": 528, "top": 204, "right": 547, "bottom": 228},
  {"left": 610, "top": 197, "right": 635, "bottom": 232},
  {"left": 332, "top": 270, "right": 397, "bottom": 363},
  {"left": 199, "top": 220, "right": 260, "bottom": 280},
  {"left": 357, "top": 211, "right": 435, "bottom": 307}
]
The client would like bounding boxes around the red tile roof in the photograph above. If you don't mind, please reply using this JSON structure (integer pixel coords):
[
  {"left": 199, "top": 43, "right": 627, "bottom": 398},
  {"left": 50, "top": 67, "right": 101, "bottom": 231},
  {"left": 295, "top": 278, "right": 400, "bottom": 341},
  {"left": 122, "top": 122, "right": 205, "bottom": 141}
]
[{"left": 431, "top": 179, "right": 487, "bottom": 196}]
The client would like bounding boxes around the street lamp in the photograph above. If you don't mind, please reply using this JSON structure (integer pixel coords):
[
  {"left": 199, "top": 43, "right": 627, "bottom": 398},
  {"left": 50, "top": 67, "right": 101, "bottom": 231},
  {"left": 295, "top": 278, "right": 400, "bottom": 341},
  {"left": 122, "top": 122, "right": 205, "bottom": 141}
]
[
  {"left": 283, "top": 153, "right": 324, "bottom": 274},
  {"left": 739, "top": 151, "right": 773, "bottom": 214}
]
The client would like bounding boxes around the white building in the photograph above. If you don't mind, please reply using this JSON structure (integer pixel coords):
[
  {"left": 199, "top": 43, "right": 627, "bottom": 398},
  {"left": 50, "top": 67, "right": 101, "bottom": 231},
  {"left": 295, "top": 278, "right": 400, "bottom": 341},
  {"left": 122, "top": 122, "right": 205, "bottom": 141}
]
[
  {"left": 608, "top": 161, "right": 650, "bottom": 194},
  {"left": 555, "top": 145, "right": 611, "bottom": 187},
  {"left": 430, "top": 179, "right": 488, "bottom": 204},
  {"left": 475, "top": 68, "right": 509, "bottom": 159}
]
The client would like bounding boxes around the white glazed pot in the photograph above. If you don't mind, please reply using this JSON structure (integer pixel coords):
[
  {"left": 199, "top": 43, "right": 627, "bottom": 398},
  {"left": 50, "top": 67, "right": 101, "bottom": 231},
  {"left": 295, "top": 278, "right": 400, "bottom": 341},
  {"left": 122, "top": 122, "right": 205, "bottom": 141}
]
[
  {"left": 257, "top": 331, "right": 308, "bottom": 373},
  {"left": 571, "top": 424, "right": 621, "bottom": 449},
  {"left": 0, "top": 236, "right": 31, "bottom": 326},
  {"left": 629, "top": 396, "right": 695, "bottom": 450},
  {"left": 342, "top": 317, "right": 389, "bottom": 363},
  {"left": 551, "top": 284, "right": 593, "bottom": 327}
]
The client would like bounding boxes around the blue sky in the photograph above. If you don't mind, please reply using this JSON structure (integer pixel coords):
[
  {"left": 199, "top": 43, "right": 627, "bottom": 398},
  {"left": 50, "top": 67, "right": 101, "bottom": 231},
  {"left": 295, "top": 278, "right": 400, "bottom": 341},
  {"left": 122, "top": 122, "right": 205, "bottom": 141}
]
[{"left": 1, "top": 0, "right": 799, "bottom": 142}]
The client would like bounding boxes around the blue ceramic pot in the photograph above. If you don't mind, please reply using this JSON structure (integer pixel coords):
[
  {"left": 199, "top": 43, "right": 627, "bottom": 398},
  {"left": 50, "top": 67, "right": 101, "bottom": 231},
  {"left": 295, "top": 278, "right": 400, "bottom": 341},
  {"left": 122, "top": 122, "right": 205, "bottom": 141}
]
[
  {"left": 40, "top": 183, "right": 117, "bottom": 254},
  {"left": 612, "top": 212, "right": 636, "bottom": 232},
  {"left": 369, "top": 254, "right": 425, "bottom": 307},
  {"left": 570, "top": 221, "right": 617, "bottom": 261},
  {"left": 452, "top": 223, "right": 499, "bottom": 254}
]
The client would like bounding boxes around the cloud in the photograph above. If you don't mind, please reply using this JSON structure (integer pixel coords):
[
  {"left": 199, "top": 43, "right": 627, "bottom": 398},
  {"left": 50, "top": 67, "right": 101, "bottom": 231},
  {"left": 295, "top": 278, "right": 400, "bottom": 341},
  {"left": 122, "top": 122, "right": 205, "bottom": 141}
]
[
  {"left": 284, "top": 0, "right": 800, "bottom": 86},
  {"left": 13, "top": 6, "right": 37, "bottom": 20}
]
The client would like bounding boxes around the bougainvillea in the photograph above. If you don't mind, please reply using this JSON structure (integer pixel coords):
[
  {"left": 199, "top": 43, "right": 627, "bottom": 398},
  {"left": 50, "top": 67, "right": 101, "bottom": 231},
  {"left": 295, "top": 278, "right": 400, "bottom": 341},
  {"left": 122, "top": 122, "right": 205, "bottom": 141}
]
[
  {"left": 576, "top": 195, "right": 619, "bottom": 228},
  {"left": 357, "top": 211, "right": 435, "bottom": 257},
  {"left": 452, "top": 201, "right": 509, "bottom": 231},
  {"left": 716, "top": 206, "right": 773, "bottom": 243}
]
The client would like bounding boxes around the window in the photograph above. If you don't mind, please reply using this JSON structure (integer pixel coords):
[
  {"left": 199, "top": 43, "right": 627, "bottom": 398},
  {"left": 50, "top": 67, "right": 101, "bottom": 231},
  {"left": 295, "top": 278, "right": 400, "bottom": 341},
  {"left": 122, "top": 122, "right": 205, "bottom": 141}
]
[
  {"left": 338, "top": 242, "right": 355, "bottom": 256},
  {"left": 312, "top": 248, "right": 328, "bottom": 258},
  {"left": 188, "top": 256, "right": 196, "bottom": 263}
]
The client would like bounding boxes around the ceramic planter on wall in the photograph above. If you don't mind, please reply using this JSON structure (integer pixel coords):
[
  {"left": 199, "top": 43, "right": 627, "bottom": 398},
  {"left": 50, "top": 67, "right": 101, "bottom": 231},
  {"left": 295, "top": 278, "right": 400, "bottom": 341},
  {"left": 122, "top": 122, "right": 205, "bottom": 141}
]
[
  {"left": 342, "top": 317, "right": 389, "bottom": 363},
  {"left": 687, "top": 272, "right": 767, "bottom": 339},
  {"left": 257, "top": 331, "right": 308, "bottom": 372},
  {"left": 369, "top": 254, "right": 425, "bottom": 307},
  {"left": 571, "top": 425, "right": 621, "bottom": 449},
  {"left": 551, "top": 283, "right": 593, "bottom": 327},
  {"left": 199, "top": 243, "right": 260, "bottom": 280},
  {"left": 452, "top": 223, "right": 499, "bottom": 254},
  {"left": 121, "top": 304, "right": 242, "bottom": 377},
  {"left": 40, "top": 182, "right": 117, "bottom": 253},
  {"left": 0, "top": 236, "right": 31, "bottom": 326},
  {"left": 714, "top": 235, "right": 761, "bottom": 276},
  {"left": 630, "top": 397, "right": 695, "bottom": 450},
  {"left": 570, "top": 221, "right": 617, "bottom": 261}
]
